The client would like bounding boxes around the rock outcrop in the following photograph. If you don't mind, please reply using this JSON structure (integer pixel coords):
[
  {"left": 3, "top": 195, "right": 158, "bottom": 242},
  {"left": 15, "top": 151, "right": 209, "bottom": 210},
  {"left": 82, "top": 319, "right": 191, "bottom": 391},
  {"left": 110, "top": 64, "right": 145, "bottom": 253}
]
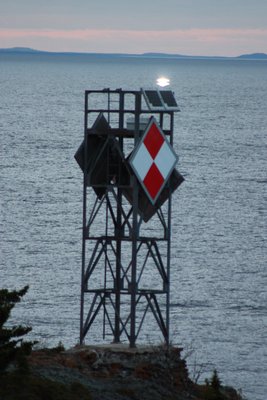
[{"left": 28, "top": 344, "right": 243, "bottom": 400}]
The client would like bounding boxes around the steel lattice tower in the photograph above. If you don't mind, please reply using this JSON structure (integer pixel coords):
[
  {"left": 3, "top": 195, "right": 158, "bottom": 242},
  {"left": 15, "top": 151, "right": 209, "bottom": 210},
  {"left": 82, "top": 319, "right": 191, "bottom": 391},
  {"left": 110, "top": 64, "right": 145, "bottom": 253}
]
[{"left": 75, "top": 88, "right": 183, "bottom": 347}]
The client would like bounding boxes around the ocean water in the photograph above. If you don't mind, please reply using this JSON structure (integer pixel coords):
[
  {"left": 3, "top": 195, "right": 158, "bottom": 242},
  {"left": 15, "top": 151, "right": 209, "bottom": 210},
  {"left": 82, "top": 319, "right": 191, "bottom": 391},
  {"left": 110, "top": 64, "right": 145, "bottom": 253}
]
[{"left": 0, "top": 53, "right": 266, "bottom": 399}]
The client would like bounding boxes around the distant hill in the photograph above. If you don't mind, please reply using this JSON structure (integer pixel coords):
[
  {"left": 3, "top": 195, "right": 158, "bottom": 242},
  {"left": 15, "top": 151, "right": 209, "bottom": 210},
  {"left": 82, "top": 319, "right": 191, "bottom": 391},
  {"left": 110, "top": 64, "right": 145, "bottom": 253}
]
[
  {"left": 141, "top": 52, "right": 226, "bottom": 59},
  {"left": 0, "top": 47, "right": 266, "bottom": 60},
  {"left": 143, "top": 52, "right": 267, "bottom": 60},
  {"left": 237, "top": 53, "right": 267, "bottom": 60},
  {"left": 0, "top": 47, "right": 47, "bottom": 54}
]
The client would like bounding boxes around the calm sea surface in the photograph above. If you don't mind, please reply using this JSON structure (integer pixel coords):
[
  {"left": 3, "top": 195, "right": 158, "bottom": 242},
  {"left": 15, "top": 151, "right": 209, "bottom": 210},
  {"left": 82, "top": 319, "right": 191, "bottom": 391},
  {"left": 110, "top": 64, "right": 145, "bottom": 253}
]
[{"left": 0, "top": 54, "right": 266, "bottom": 399}]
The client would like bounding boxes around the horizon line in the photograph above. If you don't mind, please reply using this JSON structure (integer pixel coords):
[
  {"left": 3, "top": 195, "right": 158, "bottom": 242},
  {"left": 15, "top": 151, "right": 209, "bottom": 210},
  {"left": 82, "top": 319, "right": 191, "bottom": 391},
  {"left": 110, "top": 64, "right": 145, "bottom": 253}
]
[{"left": 1, "top": 46, "right": 267, "bottom": 59}]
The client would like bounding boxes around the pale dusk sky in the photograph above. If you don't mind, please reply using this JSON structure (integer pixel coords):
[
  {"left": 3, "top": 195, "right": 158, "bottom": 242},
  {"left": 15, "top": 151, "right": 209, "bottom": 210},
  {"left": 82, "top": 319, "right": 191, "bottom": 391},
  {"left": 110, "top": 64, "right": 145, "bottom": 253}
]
[{"left": 0, "top": 0, "right": 266, "bottom": 56}]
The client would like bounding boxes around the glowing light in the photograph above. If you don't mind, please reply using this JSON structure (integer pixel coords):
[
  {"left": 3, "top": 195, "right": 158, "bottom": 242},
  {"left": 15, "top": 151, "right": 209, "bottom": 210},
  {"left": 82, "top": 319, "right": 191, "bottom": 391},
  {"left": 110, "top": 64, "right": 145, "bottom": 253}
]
[{"left": 156, "top": 77, "right": 170, "bottom": 87}]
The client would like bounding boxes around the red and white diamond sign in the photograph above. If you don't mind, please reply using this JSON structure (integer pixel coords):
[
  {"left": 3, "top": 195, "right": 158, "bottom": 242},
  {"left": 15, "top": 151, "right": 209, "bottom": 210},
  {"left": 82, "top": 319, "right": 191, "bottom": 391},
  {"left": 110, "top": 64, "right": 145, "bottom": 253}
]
[{"left": 129, "top": 117, "right": 178, "bottom": 204}]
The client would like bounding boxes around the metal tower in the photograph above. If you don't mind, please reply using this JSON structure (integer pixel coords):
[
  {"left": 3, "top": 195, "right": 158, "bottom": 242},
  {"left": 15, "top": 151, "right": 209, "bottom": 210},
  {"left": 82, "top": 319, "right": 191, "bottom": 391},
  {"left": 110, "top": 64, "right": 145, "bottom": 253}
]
[{"left": 75, "top": 88, "right": 183, "bottom": 347}]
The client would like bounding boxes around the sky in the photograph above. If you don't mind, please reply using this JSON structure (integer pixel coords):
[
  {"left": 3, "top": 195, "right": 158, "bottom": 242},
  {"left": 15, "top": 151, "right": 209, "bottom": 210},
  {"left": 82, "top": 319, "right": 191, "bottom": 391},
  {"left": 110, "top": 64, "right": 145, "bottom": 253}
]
[{"left": 0, "top": 0, "right": 267, "bottom": 56}]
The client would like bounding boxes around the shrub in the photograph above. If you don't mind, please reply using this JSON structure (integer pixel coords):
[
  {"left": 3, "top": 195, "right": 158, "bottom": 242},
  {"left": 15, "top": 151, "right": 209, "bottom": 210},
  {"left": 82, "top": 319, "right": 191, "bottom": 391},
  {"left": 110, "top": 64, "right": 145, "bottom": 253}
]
[
  {"left": 0, "top": 285, "right": 35, "bottom": 373},
  {"left": 211, "top": 369, "right": 221, "bottom": 391}
]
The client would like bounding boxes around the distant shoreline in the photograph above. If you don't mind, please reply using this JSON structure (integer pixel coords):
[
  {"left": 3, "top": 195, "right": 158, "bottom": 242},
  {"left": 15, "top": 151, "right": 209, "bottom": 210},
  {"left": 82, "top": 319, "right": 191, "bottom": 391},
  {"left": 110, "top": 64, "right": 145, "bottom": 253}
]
[{"left": 0, "top": 47, "right": 267, "bottom": 60}]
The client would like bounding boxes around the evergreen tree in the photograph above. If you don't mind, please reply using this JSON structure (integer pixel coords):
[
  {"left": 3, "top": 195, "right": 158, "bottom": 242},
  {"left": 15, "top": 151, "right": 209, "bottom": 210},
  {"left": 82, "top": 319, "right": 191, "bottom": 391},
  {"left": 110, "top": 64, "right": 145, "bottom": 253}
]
[
  {"left": 211, "top": 368, "right": 221, "bottom": 391},
  {"left": 0, "top": 285, "right": 35, "bottom": 372}
]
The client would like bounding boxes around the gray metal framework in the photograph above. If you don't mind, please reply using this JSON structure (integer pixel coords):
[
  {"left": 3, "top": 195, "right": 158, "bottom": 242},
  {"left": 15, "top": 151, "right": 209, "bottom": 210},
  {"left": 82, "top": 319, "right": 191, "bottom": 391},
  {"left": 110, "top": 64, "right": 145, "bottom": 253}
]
[{"left": 79, "top": 88, "right": 179, "bottom": 348}]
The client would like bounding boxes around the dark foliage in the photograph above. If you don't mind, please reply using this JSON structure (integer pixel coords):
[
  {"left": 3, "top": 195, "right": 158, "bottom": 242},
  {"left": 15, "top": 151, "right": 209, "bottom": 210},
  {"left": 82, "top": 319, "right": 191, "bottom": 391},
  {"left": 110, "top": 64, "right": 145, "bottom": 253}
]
[
  {"left": 211, "top": 369, "right": 221, "bottom": 391},
  {"left": 0, "top": 286, "right": 35, "bottom": 372},
  {"left": 0, "top": 372, "right": 92, "bottom": 400}
]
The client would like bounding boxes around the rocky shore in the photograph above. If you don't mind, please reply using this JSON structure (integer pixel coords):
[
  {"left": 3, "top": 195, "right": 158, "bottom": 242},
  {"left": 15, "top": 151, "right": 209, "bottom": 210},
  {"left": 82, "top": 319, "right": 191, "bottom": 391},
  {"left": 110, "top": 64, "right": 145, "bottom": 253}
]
[{"left": 24, "top": 344, "right": 243, "bottom": 400}]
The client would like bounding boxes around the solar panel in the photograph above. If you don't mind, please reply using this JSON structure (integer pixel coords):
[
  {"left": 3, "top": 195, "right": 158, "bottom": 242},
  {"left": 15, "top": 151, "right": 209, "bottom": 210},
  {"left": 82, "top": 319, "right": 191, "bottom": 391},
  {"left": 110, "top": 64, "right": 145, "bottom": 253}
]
[
  {"left": 160, "top": 90, "right": 179, "bottom": 109},
  {"left": 142, "top": 89, "right": 165, "bottom": 111},
  {"left": 142, "top": 89, "right": 179, "bottom": 111}
]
